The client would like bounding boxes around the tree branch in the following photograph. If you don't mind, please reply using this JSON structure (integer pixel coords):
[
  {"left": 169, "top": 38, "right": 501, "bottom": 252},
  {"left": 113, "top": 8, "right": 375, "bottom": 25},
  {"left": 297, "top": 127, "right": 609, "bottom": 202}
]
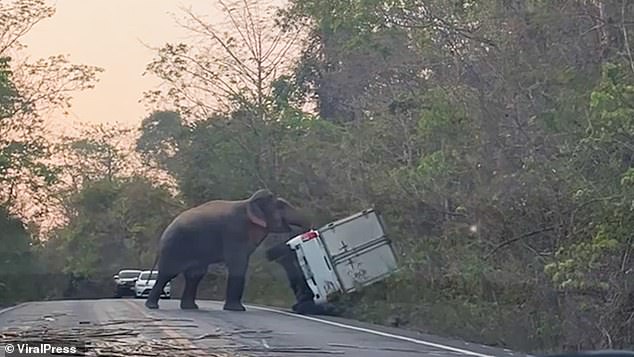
[{"left": 484, "top": 226, "right": 557, "bottom": 260}]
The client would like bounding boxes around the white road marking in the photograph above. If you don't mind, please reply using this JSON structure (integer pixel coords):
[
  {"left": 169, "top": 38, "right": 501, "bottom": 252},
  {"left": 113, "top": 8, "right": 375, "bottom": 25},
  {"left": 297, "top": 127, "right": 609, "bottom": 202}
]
[
  {"left": 0, "top": 303, "right": 26, "bottom": 316},
  {"left": 261, "top": 338, "right": 270, "bottom": 349},
  {"left": 247, "top": 304, "right": 496, "bottom": 357}
]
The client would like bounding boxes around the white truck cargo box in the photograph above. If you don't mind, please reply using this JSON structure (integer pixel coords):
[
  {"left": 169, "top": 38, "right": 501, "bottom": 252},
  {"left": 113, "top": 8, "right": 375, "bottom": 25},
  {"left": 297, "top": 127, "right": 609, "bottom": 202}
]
[{"left": 286, "top": 208, "right": 398, "bottom": 304}]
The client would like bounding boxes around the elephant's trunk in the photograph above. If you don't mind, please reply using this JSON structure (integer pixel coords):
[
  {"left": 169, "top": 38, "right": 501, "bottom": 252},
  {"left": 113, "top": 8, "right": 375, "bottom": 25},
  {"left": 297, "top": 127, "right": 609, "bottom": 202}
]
[{"left": 285, "top": 208, "right": 314, "bottom": 232}]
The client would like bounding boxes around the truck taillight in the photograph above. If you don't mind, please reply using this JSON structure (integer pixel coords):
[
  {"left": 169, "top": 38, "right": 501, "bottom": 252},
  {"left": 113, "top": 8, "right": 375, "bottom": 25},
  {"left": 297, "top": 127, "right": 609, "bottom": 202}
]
[{"left": 301, "top": 230, "right": 319, "bottom": 241}]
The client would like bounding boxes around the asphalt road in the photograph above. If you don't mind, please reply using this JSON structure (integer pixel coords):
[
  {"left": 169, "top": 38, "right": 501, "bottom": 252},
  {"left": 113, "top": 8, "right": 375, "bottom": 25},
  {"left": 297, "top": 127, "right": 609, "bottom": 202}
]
[{"left": 0, "top": 299, "right": 533, "bottom": 357}]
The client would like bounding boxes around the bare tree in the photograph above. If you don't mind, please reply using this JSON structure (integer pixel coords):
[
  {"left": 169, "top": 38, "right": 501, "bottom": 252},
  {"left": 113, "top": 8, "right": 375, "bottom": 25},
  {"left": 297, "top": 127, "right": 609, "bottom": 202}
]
[{"left": 143, "top": 0, "right": 308, "bottom": 121}]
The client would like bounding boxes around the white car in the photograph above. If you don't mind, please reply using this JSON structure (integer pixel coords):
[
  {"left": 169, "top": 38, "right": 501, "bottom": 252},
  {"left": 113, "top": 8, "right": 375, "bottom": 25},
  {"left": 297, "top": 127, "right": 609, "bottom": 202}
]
[
  {"left": 113, "top": 269, "right": 142, "bottom": 298},
  {"left": 134, "top": 270, "right": 170, "bottom": 299}
]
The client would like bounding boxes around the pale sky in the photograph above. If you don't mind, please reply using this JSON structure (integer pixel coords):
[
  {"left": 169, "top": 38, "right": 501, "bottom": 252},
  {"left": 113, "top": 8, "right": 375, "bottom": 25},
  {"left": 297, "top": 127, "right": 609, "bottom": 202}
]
[{"left": 21, "top": 0, "right": 283, "bottom": 130}]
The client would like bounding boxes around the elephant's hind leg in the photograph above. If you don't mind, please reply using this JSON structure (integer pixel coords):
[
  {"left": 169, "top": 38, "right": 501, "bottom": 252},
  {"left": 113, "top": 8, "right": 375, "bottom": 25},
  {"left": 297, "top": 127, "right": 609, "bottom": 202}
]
[
  {"left": 180, "top": 266, "right": 207, "bottom": 310},
  {"left": 145, "top": 272, "right": 177, "bottom": 309}
]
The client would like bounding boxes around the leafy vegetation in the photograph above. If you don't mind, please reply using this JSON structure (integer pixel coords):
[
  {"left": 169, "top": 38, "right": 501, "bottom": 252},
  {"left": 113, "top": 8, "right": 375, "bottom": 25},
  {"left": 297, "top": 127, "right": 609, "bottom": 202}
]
[{"left": 2, "top": 0, "right": 634, "bottom": 354}]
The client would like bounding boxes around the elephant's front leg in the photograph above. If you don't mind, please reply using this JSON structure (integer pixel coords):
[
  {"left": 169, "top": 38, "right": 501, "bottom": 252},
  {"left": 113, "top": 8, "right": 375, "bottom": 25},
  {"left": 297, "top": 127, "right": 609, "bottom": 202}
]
[
  {"left": 180, "top": 265, "right": 207, "bottom": 310},
  {"left": 223, "top": 252, "right": 249, "bottom": 311}
]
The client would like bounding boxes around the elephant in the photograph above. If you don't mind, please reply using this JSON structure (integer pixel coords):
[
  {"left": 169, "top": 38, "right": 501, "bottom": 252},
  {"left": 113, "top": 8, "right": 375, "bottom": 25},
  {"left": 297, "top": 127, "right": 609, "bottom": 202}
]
[{"left": 144, "top": 189, "right": 312, "bottom": 312}]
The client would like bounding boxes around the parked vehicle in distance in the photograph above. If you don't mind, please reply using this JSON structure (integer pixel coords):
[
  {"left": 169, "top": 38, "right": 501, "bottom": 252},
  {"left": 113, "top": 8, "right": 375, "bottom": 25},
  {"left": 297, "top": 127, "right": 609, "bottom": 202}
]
[
  {"left": 134, "top": 270, "right": 170, "bottom": 299},
  {"left": 113, "top": 269, "right": 142, "bottom": 298}
]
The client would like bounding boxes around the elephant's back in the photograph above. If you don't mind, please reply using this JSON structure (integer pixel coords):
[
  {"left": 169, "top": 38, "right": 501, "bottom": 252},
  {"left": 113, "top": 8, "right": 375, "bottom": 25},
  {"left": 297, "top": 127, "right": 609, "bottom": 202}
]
[
  {"left": 158, "top": 201, "right": 240, "bottom": 249},
  {"left": 175, "top": 201, "right": 238, "bottom": 230}
]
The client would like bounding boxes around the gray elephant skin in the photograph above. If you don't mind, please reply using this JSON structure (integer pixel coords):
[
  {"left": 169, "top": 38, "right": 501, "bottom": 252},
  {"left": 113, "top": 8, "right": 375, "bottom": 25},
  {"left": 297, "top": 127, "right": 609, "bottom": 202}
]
[{"left": 144, "top": 189, "right": 312, "bottom": 312}]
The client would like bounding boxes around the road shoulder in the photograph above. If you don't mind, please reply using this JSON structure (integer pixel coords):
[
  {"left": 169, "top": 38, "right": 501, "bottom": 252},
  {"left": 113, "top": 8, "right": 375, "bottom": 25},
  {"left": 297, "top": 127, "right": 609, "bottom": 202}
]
[{"left": 243, "top": 301, "right": 534, "bottom": 357}]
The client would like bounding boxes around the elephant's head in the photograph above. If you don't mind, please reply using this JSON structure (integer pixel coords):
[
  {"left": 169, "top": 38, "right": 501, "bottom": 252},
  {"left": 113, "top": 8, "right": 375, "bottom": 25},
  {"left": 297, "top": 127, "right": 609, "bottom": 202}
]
[{"left": 245, "top": 189, "right": 312, "bottom": 233}]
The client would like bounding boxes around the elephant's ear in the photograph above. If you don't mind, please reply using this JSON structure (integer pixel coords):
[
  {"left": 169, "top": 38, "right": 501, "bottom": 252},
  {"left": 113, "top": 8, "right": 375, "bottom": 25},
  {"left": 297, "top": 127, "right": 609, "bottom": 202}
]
[{"left": 246, "top": 189, "right": 273, "bottom": 228}]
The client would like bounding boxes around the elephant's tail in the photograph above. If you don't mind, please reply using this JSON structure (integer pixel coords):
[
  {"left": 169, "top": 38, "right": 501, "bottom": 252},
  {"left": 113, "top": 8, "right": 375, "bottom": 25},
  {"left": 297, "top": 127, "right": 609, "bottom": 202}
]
[{"left": 147, "top": 251, "right": 159, "bottom": 284}]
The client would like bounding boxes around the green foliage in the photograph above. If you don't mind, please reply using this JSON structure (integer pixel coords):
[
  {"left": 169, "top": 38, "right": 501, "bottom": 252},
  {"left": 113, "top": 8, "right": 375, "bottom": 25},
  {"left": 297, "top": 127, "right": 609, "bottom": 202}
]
[
  {"left": 136, "top": 110, "right": 184, "bottom": 169},
  {"left": 0, "top": 205, "right": 38, "bottom": 305},
  {"left": 55, "top": 177, "right": 182, "bottom": 277},
  {"left": 153, "top": 0, "right": 631, "bottom": 352},
  {"left": 0, "top": 56, "right": 18, "bottom": 120},
  {"left": 545, "top": 64, "right": 634, "bottom": 291},
  {"left": 0, "top": 55, "right": 55, "bottom": 193},
  {"left": 589, "top": 63, "right": 634, "bottom": 141},
  {"left": 0, "top": 0, "right": 103, "bottom": 306},
  {"left": 0, "top": 0, "right": 102, "bottom": 227}
]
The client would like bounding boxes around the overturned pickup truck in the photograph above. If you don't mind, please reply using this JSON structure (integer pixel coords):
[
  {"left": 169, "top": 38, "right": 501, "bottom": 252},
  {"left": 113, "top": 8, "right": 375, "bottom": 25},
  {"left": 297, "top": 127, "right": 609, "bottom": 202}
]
[{"left": 286, "top": 209, "right": 398, "bottom": 305}]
